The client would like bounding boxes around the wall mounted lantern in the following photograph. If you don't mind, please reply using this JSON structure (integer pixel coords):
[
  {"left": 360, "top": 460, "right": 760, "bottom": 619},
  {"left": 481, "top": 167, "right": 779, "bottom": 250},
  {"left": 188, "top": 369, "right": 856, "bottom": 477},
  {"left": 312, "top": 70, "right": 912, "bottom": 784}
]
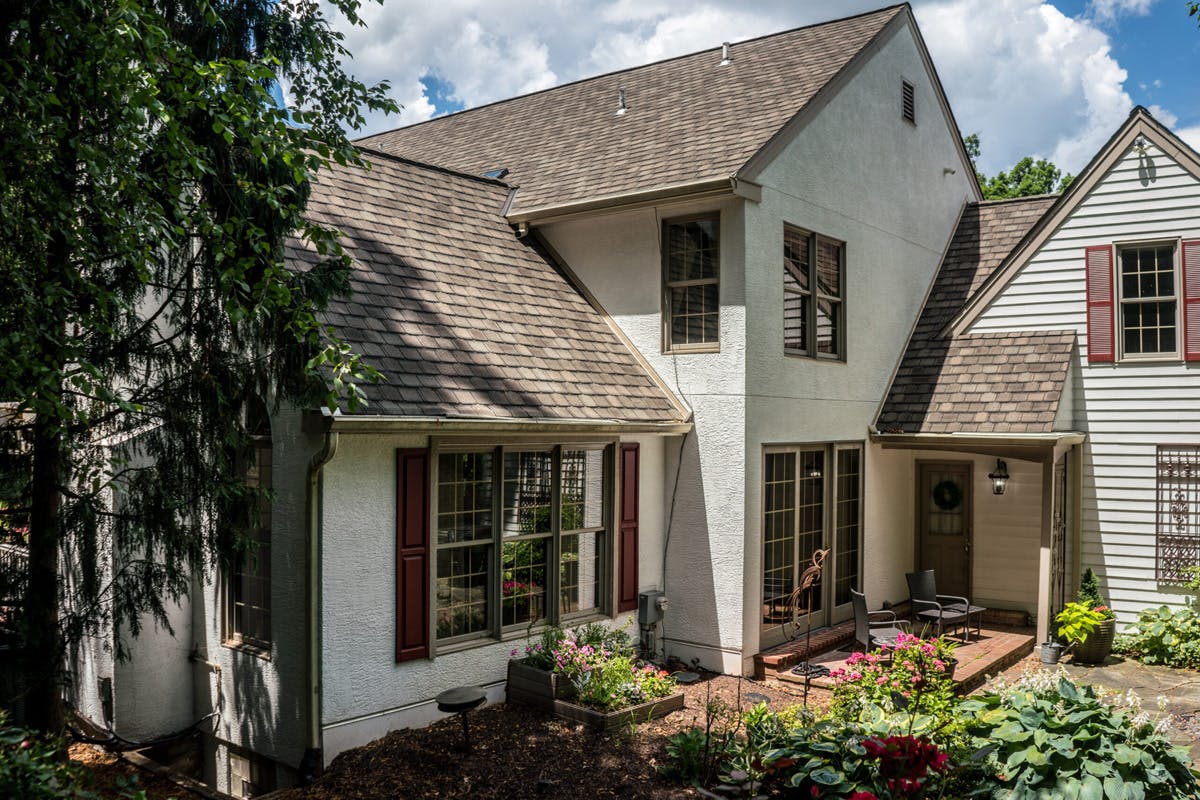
[{"left": 988, "top": 459, "right": 1010, "bottom": 495}]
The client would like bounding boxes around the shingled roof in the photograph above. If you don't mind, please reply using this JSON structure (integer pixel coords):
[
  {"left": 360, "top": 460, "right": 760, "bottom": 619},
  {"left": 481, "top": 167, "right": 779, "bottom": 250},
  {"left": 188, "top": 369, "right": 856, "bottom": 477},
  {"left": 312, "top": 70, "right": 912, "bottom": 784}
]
[
  {"left": 877, "top": 196, "right": 1077, "bottom": 434},
  {"left": 289, "top": 150, "right": 687, "bottom": 424},
  {"left": 359, "top": 5, "right": 906, "bottom": 216}
]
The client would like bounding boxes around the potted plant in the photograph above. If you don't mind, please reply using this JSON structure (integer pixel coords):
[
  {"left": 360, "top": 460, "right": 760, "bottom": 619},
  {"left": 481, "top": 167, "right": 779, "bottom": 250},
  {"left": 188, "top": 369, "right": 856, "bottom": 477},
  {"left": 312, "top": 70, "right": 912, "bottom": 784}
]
[
  {"left": 1055, "top": 601, "right": 1108, "bottom": 664},
  {"left": 1070, "top": 568, "right": 1117, "bottom": 664}
]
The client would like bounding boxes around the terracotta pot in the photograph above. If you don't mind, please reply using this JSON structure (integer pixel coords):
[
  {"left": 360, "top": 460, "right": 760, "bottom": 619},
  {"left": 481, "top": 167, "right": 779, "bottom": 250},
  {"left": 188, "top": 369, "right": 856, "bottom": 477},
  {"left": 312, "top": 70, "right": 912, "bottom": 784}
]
[{"left": 1072, "top": 618, "right": 1116, "bottom": 665}]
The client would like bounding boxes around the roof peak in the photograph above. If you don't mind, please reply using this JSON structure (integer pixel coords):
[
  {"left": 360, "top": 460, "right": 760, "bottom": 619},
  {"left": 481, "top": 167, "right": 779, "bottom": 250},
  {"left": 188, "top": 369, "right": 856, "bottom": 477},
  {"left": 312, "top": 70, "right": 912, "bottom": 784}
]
[{"left": 356, "top": 4, "right": 907, "bottom": 142}]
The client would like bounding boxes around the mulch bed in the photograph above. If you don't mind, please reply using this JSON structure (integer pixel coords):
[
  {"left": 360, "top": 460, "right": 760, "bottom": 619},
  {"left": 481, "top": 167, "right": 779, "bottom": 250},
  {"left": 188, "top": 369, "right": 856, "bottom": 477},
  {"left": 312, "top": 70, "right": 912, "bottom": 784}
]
[
  {"left": 276, "top": 674, "right": 829, "bottom": 800},
  {"left": 69, "top": 742, "right": 188, "bottom": 800}
]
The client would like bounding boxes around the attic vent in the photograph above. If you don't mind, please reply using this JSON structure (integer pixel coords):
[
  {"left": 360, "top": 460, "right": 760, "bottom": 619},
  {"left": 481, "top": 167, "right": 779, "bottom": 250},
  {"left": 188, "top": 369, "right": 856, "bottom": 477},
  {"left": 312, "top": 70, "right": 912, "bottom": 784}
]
[
  {"left": 901, "top": 80, "right": 915, "bottom": 124},
  {"left": 720, "top": 42, "right": 731, "bottom": 65},
  {"left": 616, "top": 88, "right": 627, "bottom": 116},
  {"left": 481, "top": 168, "right": 508, "bottom": 179}
]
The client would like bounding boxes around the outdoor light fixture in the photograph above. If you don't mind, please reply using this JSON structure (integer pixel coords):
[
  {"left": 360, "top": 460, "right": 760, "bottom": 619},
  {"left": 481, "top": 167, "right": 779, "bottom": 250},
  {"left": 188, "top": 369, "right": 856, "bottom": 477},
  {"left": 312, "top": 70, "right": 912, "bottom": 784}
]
[{"left": 988, "top": 459, "right": 1010, "bottom": 496}]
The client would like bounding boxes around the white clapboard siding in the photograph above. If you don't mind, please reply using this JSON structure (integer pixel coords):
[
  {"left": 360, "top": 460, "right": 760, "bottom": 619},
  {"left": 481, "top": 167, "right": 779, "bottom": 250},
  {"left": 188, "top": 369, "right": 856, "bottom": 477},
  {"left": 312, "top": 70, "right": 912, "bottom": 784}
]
[{"left": 970, "top": 141, "right": 1200, "bottom": 622}]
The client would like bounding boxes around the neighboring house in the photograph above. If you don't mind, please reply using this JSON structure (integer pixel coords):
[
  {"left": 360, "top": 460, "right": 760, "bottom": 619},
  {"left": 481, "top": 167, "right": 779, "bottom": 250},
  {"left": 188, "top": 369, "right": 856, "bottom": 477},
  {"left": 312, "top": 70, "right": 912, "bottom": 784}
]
[{"left": 875, "top": 106, "right": 1200, "bottom": 641}]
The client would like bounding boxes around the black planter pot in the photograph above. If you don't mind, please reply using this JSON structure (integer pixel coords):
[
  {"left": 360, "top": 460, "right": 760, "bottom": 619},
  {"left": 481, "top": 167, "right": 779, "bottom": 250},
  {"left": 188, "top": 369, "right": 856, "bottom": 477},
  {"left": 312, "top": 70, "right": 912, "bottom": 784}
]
[{"left": 1072, "top": 619, "right": 1116, "bottom": 665}]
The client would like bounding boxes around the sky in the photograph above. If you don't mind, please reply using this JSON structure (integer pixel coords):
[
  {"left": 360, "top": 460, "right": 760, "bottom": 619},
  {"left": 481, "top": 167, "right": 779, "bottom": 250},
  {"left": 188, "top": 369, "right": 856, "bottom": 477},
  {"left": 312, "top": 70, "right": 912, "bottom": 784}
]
[{"left": 331, "top": 0, "right": 1200, "bottom": 176}]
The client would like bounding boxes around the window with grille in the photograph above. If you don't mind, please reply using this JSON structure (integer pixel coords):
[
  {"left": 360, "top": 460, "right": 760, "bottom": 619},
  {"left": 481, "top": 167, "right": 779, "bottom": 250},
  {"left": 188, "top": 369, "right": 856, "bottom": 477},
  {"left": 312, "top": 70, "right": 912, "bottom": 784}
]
[
  {"left": 663, "top": 215, "right": 720, "bottom": 352},
  {"left": 1156, "top": 445, "right": 1200, "bottom": 582},
  {"left": 901, "top": 80, "right": 915, "bottom": 124},
  {"left": 1119, "top": 242, "right": 1178, "bottom": 358},
  {"left": 784, "top": 225, "right": 845, "bottom": 359},
  {"left": 434, "top": 444, "right": 612, "bottom": 644},
  {"left": 225, "top": 404, "right": 272, "bottom": 653}
]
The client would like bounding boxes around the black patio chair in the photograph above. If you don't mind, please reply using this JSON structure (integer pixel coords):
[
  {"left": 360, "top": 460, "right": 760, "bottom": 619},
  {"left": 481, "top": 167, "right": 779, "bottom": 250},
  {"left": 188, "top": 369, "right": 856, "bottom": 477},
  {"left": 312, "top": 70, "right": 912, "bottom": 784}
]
[
  {"left": 851, "top": 588, "right": 911, "bottom": 653},
  {"left": 905, "top": 569, "right": 985, "bottom": 642}
]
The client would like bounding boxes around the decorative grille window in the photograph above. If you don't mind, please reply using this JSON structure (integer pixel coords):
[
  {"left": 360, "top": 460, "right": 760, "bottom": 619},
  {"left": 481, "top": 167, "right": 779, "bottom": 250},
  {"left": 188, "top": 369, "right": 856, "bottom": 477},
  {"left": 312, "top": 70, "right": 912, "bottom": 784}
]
[{"left": 1156, "top": 445, "right": 1200, "bottom": 582}]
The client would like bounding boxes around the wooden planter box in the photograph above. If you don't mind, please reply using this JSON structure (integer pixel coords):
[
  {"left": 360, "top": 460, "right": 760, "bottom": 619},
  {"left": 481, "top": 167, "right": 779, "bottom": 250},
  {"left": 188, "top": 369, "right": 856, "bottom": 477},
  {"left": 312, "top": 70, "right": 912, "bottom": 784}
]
[
  {"left": 552, "top": 692, "right": 685, "bottom": 732},
  {"left": 506, "top": 660, "right": 574, "bottom": 710}
]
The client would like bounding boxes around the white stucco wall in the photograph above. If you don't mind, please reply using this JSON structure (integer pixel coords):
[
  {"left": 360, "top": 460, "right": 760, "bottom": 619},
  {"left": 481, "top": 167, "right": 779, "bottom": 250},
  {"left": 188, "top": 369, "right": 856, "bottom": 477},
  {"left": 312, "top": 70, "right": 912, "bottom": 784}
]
[
  {"left": 970, "top": 139, "right": 1200, "bottom": 623},
  {"left": 541, "top": 197, "right": 748, "bottom": 673},
  {"left": 741, "top": 19, "right": 976, "bottom": 661},
  {"left": 318, "top": 431, "right": 669, "bottom": 761}
]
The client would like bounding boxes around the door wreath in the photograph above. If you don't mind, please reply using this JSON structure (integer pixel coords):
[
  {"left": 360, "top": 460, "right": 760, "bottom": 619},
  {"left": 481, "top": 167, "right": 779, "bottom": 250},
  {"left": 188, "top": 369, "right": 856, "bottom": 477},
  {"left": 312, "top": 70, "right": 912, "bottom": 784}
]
[{"left": 931, "top": 479, "right": 962, "bottom": 511}]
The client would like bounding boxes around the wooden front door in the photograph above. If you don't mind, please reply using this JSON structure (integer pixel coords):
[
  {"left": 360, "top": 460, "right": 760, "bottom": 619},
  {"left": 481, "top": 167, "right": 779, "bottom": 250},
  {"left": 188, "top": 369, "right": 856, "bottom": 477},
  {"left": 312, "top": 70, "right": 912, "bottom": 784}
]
[{"left": 916, "top": 462, "right": 972, "bottom": 598}]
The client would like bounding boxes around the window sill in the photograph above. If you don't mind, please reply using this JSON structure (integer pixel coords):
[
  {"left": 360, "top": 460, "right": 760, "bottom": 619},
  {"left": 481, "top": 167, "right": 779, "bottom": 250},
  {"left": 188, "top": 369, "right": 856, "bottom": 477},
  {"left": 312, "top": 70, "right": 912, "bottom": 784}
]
[
  {"left": 432, "top": 612, "right": 610, "bottom": 658},
  {"left": 784, "top": 350, "right": 845, "bottom": 363},
  {"left": 222, "top": 640, "right": 272, "bottom": 661},
  {"left": 664, "top": 345, "right": 721, "bottom": 355}
]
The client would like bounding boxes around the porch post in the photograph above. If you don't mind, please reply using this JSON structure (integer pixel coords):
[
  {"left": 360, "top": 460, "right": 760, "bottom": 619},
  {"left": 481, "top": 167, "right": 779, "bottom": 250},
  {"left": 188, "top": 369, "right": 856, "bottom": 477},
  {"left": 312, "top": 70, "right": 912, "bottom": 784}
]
[{"left": 1036, "top": 459, "right": 1054, "bottom": 643}]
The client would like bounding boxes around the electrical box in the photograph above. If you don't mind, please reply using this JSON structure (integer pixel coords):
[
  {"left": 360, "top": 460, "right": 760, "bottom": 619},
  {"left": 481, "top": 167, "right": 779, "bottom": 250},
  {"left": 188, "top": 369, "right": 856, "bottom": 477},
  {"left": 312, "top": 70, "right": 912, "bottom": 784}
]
[{"left": 638, "top": 590, "right": 667, "bottom": 626}]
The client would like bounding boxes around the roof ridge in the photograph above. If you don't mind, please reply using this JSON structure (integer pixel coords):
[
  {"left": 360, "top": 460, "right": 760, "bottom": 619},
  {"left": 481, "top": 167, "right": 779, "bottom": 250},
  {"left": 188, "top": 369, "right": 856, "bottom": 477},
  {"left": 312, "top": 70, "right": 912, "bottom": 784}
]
[
  {"left": 973, "top": 193, "right": 1060, "bottom": 207},
  {"left": 353, "top": 143, "right": 513, "bottom": 189},
  {"left": 356, "top": 4, "right": 906, "bottom": 142}
]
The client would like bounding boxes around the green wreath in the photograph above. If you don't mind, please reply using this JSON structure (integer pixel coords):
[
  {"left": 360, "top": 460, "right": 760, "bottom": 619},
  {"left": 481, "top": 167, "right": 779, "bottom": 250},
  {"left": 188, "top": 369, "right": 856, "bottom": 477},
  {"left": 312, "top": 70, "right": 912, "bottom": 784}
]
[{"left": 931, "top": 479, "right": 962, "bottom": 511}]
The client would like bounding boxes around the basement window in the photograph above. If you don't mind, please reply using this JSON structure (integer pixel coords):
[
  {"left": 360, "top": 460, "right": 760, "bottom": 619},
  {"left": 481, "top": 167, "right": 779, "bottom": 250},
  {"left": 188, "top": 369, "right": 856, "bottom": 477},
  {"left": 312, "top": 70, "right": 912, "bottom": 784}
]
[{"left": 901, "top": 80, "right": 915, "bottom": 124}]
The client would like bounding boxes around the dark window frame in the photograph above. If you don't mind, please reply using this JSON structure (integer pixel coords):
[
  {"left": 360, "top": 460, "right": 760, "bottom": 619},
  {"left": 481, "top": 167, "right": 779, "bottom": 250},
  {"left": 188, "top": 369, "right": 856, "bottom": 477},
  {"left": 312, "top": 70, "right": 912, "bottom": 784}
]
[
  {"left": 224, "top": 410, "right": 273, "bottom": 656},
  {"left": 783, "top": 224, "right": 846, "bottom": 360},
  {"left": 1116, "top": 239, "right": 1181, "bottom": 361},
  {"left": 662, "top": 213, "right": 721, "bottom": 354}
]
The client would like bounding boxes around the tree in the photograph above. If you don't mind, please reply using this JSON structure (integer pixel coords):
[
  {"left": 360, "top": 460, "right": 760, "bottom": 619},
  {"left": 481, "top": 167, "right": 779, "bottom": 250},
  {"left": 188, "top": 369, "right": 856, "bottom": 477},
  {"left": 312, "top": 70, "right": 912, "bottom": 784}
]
[
  {"left": 0, "top": 0, "right": 396, "bottom": 731},
  {"left": 963, "top": 133, "right": 1074, "bottom": 200}
]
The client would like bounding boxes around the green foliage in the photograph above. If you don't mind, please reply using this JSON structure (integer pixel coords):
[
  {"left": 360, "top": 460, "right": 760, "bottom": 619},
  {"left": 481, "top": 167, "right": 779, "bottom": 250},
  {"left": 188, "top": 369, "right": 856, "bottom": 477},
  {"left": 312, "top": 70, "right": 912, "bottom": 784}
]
[
  {"left": 961, "top": 672, "right": 1195, "bottom": 799},
  {"left": 1116, "top": 605, "right": 1200, "bottom": 668},
  {"left": 829, "top": 636, "right": 959, "bottom": 730},
  {"left": 1078, "top": 568, "right": 1116, "bottom": 619},
  {"left": 0, "top": 0, "right": 397, "bottom": 725},
  {"left": 963, "top": 133, "right": 1074, "bottom": 200},
  {"left": 0, "top": 711, "right": 153, "bottom": 799},
  {"left": 1055, "top": 601, "right": 1106, "bottom": 646},
  {"left": 569, "top": 654, "right": 676, "bottom": 712}
]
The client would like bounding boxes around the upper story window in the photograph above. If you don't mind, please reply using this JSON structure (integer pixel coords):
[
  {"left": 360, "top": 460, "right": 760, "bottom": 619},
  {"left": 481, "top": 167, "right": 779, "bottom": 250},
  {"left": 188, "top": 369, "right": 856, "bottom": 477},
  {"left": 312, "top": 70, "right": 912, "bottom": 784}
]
[
  {"left": 434, "top": 444, "right": 611, "bottom": 645},
  {"left": 663, "top": 214, "right": 720, "bottom": 352},
  {"left": 784, "top": 225, "right": 845, "bottom": 359},
  {"left": 1119, "top": 242, "right": 1178, "bottom": 358},
  {"left": 225, "top": 401, "right": 272, "bottom": 653}
]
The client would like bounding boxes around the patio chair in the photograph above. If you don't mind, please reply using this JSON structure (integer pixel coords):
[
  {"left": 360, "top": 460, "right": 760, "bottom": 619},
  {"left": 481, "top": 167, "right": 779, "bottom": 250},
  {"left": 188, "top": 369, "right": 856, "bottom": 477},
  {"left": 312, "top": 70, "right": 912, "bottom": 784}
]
[
  {"left": 851, "top": 588, "right": 911, "bottom": 653},
  {"left": 905, "top": 570, "right": 985, "bottom": 642}
]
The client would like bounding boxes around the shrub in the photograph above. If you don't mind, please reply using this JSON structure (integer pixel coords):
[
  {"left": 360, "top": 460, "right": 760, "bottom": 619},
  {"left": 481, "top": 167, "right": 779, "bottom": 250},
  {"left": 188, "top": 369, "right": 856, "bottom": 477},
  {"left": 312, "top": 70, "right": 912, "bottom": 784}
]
[
  {"left": 1056, "top": 601, "right": 1107, "bottom": 647},
  {"left": 1116, "top": 605, "right": 1200, "bottom": 668},
  {"left": 828, "top": 635, "right": 958, "bottom": 728},
  {"left": 961, "top": 669, "right": 1195, "bottom": 799},
  {"left": 570, "top": 655, "right": 676, "bottom": 711}
]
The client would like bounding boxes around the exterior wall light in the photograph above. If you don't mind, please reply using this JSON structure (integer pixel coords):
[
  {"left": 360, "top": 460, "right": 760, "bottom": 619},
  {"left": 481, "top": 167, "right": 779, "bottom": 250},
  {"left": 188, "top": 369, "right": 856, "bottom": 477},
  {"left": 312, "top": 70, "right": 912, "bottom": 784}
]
[{"left": 988, "top": 459, "right": 1010, "bottom": 495}]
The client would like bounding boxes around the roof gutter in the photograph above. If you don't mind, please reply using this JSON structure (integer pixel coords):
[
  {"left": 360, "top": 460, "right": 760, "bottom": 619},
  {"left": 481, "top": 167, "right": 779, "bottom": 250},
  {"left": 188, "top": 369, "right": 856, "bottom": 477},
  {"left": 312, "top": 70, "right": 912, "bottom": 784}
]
[
  {"left": 870, "top": 430, "right": 1086, "bottom": 461},
  {"left": 505, "top": 175, "right": 760, "bottom": 226},
  {"left": 304, "top": 410, "right": 693, "bottom": 436}
]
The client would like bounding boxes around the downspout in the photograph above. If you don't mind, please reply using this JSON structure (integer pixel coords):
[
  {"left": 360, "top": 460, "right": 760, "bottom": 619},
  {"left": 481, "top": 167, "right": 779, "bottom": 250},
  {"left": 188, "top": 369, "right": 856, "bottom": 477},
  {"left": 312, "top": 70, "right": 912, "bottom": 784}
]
[{"left": 301, "top": 428, "right": 338, "bottom": 783}]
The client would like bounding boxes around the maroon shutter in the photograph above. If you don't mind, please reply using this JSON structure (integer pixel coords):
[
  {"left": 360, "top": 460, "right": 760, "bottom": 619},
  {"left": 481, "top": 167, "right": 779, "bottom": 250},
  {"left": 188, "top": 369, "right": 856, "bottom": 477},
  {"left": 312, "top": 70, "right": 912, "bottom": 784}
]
[
  {"left": 395, "top": 448, "right": 429, "bottom": 662},
  {"left": 618, "top": 443, "right": 640, "bottom": 613},
  {"left": 1085, "top": 245, "right": 1115, "bottom": 363},
  {"left": 1182, "top": 240, "right": 1200, "bottom": 361}
]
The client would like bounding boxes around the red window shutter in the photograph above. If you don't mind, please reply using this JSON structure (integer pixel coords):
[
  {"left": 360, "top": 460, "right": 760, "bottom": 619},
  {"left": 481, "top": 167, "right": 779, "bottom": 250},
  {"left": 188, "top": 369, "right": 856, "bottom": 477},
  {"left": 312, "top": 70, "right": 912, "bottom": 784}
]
[
  {"left": 1182, "top": 240, "right": 1200, "bottom": 361},
  {"left": 395, "top": 448, "right": 429, "bottom": 662},
  {"left": 1085, "top": 245, "right": 1115, "bottom": 363},
  {"left": 618, "top": 443, "right": 640, "bottom": 613}
]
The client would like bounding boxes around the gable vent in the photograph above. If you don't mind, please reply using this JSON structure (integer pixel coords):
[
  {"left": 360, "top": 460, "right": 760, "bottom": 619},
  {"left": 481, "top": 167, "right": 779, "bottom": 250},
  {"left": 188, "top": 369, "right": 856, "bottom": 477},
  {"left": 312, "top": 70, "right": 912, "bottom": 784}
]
[{"left": 901, "top": 80, "right": 915, "bottom": 124}]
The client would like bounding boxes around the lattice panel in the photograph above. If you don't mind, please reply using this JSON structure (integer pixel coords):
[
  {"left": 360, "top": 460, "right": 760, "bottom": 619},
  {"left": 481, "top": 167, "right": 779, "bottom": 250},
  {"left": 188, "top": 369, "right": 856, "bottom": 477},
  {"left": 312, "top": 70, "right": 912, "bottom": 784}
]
[{"left": 1156, "top": 445, "right": 1200, "bottom": 582}]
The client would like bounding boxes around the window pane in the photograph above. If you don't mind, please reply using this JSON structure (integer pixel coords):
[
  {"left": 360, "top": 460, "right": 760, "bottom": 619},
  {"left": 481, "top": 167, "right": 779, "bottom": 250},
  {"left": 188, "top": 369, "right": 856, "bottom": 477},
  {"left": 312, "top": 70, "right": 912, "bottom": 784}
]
[
  {"left": 816, "top": 239, "right": 841, "bottom": 298},
  {"left": 666, "top": 219, "right": 719, "bottom": 282},
  {"left": 502, "top": 451, "right": 553, "bottom": 537},
  {"left": 1121, "top": 244, "right": 1174, "bottom": 299},
  {"left": 561, "top": 449, "right": 604, "bottom": 530},
  {"left": 436, "top": 544, "right": 490, "bottom": 638},
  {"left": 816, "top": 298, "right": 839, "bottom": 355},
  {"left": 670, "top": 284, "right": 719, "bottom": 345},
  {"left": 784, "top": 292, "right": 806, "bottom": 352},
  {"left": 502, "top": 538, "right": 549, "bottom": 626},
  {"left": 834, "top": 449, "right": 861, "bottom": 607},
  {"left": 1122, "top": 300, "right": 1176, "bottom": 355},
  {"left": 797, "top": 450, "right": 825, "bottom": 613},
  {"left": 762, "top": 453, "right": 796, "bottom": 625},
  {"left": 437, "top": 452, "right": 493, "bottom": 544},
  {"left": 560, "top": 531, "right": 603, "bottom": 615}
]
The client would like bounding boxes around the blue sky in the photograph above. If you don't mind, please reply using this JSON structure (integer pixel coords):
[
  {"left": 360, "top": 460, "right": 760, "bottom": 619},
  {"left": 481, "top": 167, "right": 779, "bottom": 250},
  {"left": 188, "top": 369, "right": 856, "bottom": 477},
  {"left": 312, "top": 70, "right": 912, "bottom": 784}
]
[{"left": 333, "top": 0, "right": 1200, "bottom": 176}]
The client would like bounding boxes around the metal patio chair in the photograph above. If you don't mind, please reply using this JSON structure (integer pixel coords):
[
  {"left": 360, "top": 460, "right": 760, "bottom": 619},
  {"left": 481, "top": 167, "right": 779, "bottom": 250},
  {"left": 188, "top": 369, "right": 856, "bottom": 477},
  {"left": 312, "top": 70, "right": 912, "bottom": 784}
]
[
  {"left": 851, "top": 588, "right": 910, "bottom": 653},
  {"left": 905, "top": 569, "right": 985, "bottom": 641}
]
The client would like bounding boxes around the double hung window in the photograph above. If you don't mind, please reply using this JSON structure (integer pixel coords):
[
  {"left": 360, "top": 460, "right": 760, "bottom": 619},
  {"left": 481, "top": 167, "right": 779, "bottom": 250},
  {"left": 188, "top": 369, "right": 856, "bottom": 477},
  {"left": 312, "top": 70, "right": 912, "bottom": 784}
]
[
  {"left": 663, "top": 215, "right": 720, "bottom": 352},
  {"left": 435, "top": 444, "right": 611, "bottom": 644},
  {"left": 1118, "top": 242, "right": 1178, "bottom": 358},
  {"left": 225, "top": 404, "right": 272, "bottom": 653},
  {"left": 784, "top": 226, "right": 845, "bottom": 359}
]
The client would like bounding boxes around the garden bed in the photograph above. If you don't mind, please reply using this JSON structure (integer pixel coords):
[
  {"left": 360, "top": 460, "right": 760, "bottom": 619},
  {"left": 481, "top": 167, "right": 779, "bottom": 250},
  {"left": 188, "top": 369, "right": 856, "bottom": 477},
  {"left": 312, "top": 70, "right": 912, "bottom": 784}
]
[
  {"left": 506, "top": 659, "right": 574, "bottom": 709},
  {"left": 553, "top": 692, "right": 685, "bottom": 731}
]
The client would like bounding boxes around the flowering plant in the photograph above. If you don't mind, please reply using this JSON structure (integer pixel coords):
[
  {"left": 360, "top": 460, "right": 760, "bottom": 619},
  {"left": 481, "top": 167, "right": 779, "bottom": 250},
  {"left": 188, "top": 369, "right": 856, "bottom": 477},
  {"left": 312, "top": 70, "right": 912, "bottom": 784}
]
[{"left": 829, "top": 634, "right": 957, "bottom": 722}]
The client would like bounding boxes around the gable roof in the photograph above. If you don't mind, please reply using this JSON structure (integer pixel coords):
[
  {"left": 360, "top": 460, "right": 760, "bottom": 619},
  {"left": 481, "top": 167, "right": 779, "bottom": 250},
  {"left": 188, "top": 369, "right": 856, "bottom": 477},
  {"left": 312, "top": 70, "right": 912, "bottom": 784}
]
[
  {"left": 945, "top": 106, "right": 1200, "bottom": 336},
  {"left": 359, "top": 6, "right": 919, "bottom": 218},
  {"left": 876, "top": 196, "right": 1077, "bottom": 434},
  {"left": 289, "top": 150, "right": 688, "bottom": 426}
]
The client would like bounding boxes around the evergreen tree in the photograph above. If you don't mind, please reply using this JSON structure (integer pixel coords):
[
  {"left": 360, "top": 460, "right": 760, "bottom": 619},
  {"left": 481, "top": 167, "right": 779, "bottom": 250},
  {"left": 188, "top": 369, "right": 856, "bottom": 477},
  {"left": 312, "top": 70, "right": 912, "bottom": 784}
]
[{"left": 0, "top": 0, "right": 396, "bottom": 731}]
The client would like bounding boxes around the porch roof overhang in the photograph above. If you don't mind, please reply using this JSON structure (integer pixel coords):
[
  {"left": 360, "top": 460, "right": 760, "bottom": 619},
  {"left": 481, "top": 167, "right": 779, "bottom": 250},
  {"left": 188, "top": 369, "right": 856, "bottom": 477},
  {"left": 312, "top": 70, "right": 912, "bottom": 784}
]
[
  {"left": 869, "top": 430, "right": 1086, "bottom": 463},
  {"left": 303, "top": 409, "right": 694, "bottom": 436}
]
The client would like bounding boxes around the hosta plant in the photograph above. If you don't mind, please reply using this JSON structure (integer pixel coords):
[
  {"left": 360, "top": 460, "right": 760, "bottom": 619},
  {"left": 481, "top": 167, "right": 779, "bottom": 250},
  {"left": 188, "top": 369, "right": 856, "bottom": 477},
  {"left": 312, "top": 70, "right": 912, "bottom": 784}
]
[
  {"left": 961, "top": 669, "right": 1195, "bottom": 799},
  {"left": 1116, "top": 605, "right": 1200, "bottom": 669}
]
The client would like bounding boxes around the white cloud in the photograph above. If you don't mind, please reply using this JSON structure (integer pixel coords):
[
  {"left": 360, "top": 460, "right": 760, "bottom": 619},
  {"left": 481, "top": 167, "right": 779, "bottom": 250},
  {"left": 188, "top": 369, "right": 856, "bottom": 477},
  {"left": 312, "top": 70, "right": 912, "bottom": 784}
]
[
  {"left": 1176, "top": 126, "right": 1200, "bottom": 152},
  {"left": 1088, "top": 0, "right": 1156, "bottom": 22}
]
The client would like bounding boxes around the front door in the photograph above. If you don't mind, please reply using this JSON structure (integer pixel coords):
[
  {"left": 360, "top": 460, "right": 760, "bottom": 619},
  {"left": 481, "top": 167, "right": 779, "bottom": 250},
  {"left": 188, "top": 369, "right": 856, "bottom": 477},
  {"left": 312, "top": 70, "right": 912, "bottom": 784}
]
[{"left": 916, "top": 462, "right": 972, "bottom": 598}]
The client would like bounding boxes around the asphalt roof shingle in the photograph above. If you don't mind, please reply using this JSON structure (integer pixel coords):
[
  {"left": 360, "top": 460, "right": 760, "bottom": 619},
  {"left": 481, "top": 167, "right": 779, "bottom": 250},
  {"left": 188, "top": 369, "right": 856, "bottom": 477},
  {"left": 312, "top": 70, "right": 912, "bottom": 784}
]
[
  {"left": 359, "top": 6, "right": 904, "bottom": 215},
  {"left": 876, "top": 196, "right": 1077, "bottom": 434},
  {"left": 290, "top": 152, "right": 686, "bottom": 424}
]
